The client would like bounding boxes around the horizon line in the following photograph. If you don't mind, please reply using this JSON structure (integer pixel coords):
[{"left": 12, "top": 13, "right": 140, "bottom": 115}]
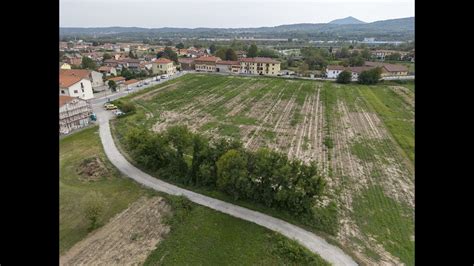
[{"left": 60, "top": 16, "right": 413, "bottom": 29}]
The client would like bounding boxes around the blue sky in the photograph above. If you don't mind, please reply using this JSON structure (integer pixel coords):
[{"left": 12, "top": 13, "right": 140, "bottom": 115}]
[{"left": 60, "top": 0, "right": 414, "bottom": 28}]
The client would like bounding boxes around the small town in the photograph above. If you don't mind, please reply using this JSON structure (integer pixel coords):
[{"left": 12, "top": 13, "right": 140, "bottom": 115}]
[{"left": 60, "top": 39, "right": 414, "bottom": 135}]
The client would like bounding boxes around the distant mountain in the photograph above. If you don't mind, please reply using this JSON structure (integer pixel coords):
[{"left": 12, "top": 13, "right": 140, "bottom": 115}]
[
  {"left": 60, "top": 17, "right": 414, "bottom": 41},
  {"left": 329, "top": 16, "right": 366, "bottom": 25}
]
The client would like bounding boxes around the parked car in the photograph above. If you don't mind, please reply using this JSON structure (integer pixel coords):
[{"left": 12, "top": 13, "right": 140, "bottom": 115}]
[
  {"left": 115, "top": 110, "right": 125, "bottom": 116},
  {"left": 126, "top": 87, "right": 134, "bottom": 91},
  {"left": 137, "top": 83, "right": 143, "bottom": 87},
  {"left": 144, "top": 81, "right": 150, "bottom": 85},
  {"left": 105, "top": 104, "right": 117, "bottom": 110},
  {"left": 161, "top": 75, "right": 168, "bottom": 79}
]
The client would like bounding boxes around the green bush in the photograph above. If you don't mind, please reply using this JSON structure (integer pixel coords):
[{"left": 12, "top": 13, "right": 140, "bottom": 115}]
[
  {"left": 358, "top": 67, "right": 382, "bottom": 85},
  {"left": 118, "top": 101, "right": 136, "bottom": 113},
  {"left": 336, "top": 70, "right": 352, "bottom": 84},
  {"left": 123, "top": 126, "right": 327, "bottom": 218},
  {"left": 271, "top": 233, "right": 330, "bottom": 265}
]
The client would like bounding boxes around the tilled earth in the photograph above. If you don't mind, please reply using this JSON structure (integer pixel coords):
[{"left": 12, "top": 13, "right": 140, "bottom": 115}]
[{"left": 60, "top": 196, "right": 171, "bottom": 266}]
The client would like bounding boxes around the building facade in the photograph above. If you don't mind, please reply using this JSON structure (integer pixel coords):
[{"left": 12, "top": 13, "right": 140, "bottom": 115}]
[
  {"left": 178, "top": 58, "right": 195, "bottom": 70},
  {"left": 98, "top": 66, "right": 117, "bottom": 77},
  {"left": 59, "top": 96, "right": 93, "bottom": 134},
  {"left": 59, "top": 72, "right": 94, "bottom": 100},
  {"left": 239, "top": 57, "right": 281, "bottom": 76},
  {"left": 194, "top": 56, "right": 221, "bottom": 72},
  {"left": 152, "top": 58, "right": 176, "bottom": 75},
  {"left": 326, "top": 65, "right": 346, "bottom": 79},
  {"left": 216, "top": 61, "right": 240, "bottom": 73}
]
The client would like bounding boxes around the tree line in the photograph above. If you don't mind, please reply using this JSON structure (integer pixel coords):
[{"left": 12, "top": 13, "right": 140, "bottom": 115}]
[{"left": 123, "top": 125, "right": 326, "bottom": 217}]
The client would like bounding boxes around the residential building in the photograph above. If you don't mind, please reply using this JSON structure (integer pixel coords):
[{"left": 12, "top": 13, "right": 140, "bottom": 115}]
[
  {"left": 60, "top": 69, "right": 104, "bottom": 88},
  {"left": 106, "top": 76, "right": 126, "bottom": 85},
  {"left": 216, "top": 60, "right": 240, "bottom": 73},
  {"left": 236, "top": 50, "right": 247, "bottom": 58},
  {"left": 98, "top": 66, "right": 117, "bottom": 76},
  {"left": 347, "top": 66, "right": 373, "bottom": 80},
  {"left": 239, "top": 57, "right": 281, "bottom": 76},
  {"left": 325, "top": 62, "right": 408, "bottom": 79},
  {"left": 124, "top": 79, "right": 139, "bottom": 90},
  {"left": 60, "top": 62, "right": 71, "bottom": 70},
  {"left": 123, "top": 58, "right": 142, "bottom": 72},
  {"left": 177, "top": 49, "right": 189, "bottom": 56},
  {"left": 140, "top": 62, "right": 153, "bottom": 72},
  {"left": 371, "top": 50, "right": 408, "bottom": 61},
  {"left": 103, "top": 59, "right": 126, "bottom": 70},
  {"left": 59, "top": 73, "right": 94, "bottom": 100},
  {"left": 364, "top": 62, "right": 408, "bottom": 76},
  {"left": 66, "top": 57, "right": 82, "bottom": 67},
  {"left": 194, "top": 56, "right": 221, "bottom": 72},
  {"left": 152, "top": 58, "right": 176, "bottom": 75},
  {"left": 59, "top": 96, "right": 93, "bottom": 134},
  {"left": 325, "top": 65, "right": 346, "bottom": 79},
  {"left": 178, "top": 58, "right": 195, "bottom": 70}
]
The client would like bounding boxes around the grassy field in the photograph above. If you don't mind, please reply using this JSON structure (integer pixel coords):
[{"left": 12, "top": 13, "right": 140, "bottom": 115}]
[
  {"left": 112, "top": 73, "right": 414, "bottom": 265},
  {"left": 60, "top": 126, "right": 328, "bottom": 264},
  {"left": 60, "top": 126, "right": 151, "bottom": 254},
  {"left": 144, "top": 196, "right": 329, "bottom": 266},
  {"left": 352, "top": 185, "right": 414, "bottom": 266}
]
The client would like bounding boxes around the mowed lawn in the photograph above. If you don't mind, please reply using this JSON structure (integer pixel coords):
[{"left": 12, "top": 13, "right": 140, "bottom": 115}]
[{"left": 60, "top": 126, "right": 328, "bottom": 264}]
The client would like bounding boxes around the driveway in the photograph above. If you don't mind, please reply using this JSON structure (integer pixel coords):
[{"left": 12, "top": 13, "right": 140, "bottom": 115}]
[{"left": 95, "top": 103, "right": 357, "bottom": 265}]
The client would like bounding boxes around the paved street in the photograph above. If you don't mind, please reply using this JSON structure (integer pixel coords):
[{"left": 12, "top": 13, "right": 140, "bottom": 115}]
[{"left": 90, "top": 71, "right": 189, "bottom": 106}]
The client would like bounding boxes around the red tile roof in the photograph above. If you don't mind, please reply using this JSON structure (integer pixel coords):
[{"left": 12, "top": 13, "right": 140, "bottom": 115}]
[
  {"left": 154, "top": 58, "right": 173, "bottom": 64},
  {"left": 178, "top": 58, "right": 194, "bottom": 64},
  {"left": 347, "top": 66, "right": 374, "bottom": 74},
  {"left": 98, "top": 66, "right": 113, "bottom": 72},
  {"left": 59, "top": 95, "right": 75, "bottom": 107},
  {"left": 364, "top": 61, "right": 408, "bottom": 72},
  {"left": 107, "top": 76, "right": 126, "bottom": 82},
  {"left": 124, "top": 79, "right": 139, "bottom": 85},
  {"left": 60, "top": 75, "right": 83, "bottom": 88},
  {"left": 239, "top": 57, "right": 279, "bottom": 64},
  {"left": 195, "top": 56, "right": 221, "bottom": 63},
  {"left": 60, "top": 69, "right": 91, "bottom": 79}
]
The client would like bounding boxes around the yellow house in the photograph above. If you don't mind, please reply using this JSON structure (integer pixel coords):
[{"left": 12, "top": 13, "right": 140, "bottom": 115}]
[
  {"left": 152, "top": 58, "right": 176, "bottom": 75},
  {"left": 239, "top": 57, "right": 280, "bottom": 76},
  {"left": 60, "top": 62, "right": 71, "bottom": 70}
]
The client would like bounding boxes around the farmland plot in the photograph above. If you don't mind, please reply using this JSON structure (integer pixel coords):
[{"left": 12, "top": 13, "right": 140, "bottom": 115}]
[{"left": 114, "top": 74, "right": 414, "bottom": 265}]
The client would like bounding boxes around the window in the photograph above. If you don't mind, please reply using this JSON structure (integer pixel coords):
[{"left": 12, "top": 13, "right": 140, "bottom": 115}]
[
  {"left": 61, "top": 90, "right": 65, "bottom": 94},
  {"left": 81, "top": 82, "right": 84, "bottom": 88},
  {"left": 74, "top": 90, "right": 78, "bottom": 94},
  {"left": 82, "top": 89, "right": 84, "bottom": 92}
]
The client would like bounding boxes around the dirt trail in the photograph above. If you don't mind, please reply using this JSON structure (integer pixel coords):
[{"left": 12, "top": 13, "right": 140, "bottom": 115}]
[{"left": 60, "top": 197, "right": 171, "bottom": 266}]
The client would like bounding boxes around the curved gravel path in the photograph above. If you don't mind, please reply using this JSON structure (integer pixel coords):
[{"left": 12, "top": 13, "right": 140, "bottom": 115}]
[{"left": 96, "top": 110, "right": 357, "bottom": 266}]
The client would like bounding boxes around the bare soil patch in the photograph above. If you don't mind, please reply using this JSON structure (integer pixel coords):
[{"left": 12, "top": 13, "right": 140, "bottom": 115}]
[
  {"left": 76, "top": 157, "right": 109, "bottom": 181},
  {"left": 60, "top": 196, "right": 171, "bottom": 266}
]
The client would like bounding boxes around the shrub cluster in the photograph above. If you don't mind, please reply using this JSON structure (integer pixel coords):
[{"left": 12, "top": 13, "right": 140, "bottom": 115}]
[{"left": 124, "top": 125, "right": 326, "bottom": 217}]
